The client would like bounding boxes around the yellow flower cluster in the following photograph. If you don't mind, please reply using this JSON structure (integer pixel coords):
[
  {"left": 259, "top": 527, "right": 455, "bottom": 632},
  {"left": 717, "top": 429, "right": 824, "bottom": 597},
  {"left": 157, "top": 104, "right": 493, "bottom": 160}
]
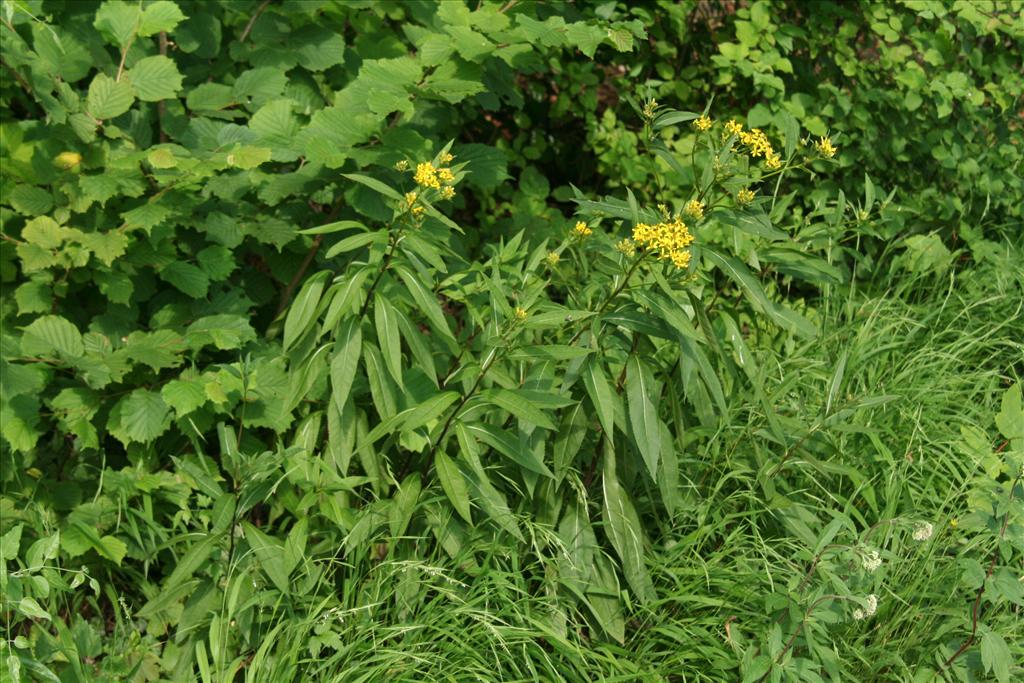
[
  {"left": 728, "top": 122, "right": 782, "bottom": 169},
  {"left": 615, "top": 238, "right": 636, "bottom": 257},
  {"left": 693, "top": 115, "right": 712, "bottom": 131},
  {"left": 394, "top": 160, "right": 409, "bottom": 171},
  {"left": 736, "top": 188, "right": 756, "bottom": 205},
  {"left": 573, "top": 221, "right": 592, "bottom": 238},
  {"left": 514, "top": 306, "right": 528, "bottom": 322},
  {"left": 815, "top": 136, "right": 837, "bottom": 158},
  {"left": 545, "top": 251, "right": 560, "bottom": 267},
  {"left": 415, "top": 162, "right": 442, "bottom": 189},
  {"left": 405, "top": 191, "right": 425, "bottom": 217},
  {"left": 410, "top": 156, "right": 458, "bottom": 201},
  {"left": 632, "top": 217, "right": 694, "bottom": 269},
  {"left": 684, "top": 199, "right": 705, "bottom": 220}
]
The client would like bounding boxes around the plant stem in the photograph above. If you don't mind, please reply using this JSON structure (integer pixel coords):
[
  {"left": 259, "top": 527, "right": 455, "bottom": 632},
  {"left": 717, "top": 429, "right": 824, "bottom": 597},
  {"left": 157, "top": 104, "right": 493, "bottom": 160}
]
[{"left": 569, "top": 254, "right": 649, "bottom": 345}]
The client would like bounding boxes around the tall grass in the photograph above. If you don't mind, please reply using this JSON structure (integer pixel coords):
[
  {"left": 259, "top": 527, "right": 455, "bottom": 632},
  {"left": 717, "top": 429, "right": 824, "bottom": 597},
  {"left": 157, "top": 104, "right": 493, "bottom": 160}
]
[{"left": 236, "top": 253, "right": 1022, "bottom": 682}]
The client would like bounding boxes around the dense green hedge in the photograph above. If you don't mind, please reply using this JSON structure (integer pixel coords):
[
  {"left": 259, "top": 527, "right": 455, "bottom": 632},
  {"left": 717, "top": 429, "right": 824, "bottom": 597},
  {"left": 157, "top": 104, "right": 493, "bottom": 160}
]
[{"left": 1, "top": 1, "right": 1021, "bottom": 681}]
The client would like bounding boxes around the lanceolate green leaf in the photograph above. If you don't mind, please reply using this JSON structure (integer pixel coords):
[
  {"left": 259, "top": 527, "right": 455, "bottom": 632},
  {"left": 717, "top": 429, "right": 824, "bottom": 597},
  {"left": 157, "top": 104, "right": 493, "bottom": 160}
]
[
  {"left": 329, "top": 318, "right": 362, "bottom": 414},
  {"left": 435, "top": 450, "right": 473, "bottom": 524},
  {"left": 341, "top": 173, "right": 403, "bottom": 201},
  {"left": 704, "top": 247, "right": 817, "bottom": 339},
  {"left": 478, "top": 388, "right": 556, "bottom": 430},
  {"left": 582, "top": 357, "right": 616, "bottom": 439},
  {"left": 283, "top": 271, "right": 329, "bottom": 353},
  {"left": 374, "top": 294, "right": 403, "bottom": 387},
  {"left": 462, "top": 422, "right": 553, "bottom": 478},
  {"left": 626, "top": 356, "right": 661, "bottom": 481},
  {"left": 601, "top": 440, "right": 656, "bottom": 604},
  {"left": 393, "top": 264, "right": 456, "bottom": 344}
]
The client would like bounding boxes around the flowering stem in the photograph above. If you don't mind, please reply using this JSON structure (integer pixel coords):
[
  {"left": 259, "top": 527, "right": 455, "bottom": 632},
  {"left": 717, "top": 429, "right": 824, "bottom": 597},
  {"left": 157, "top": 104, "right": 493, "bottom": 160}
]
[
  {"left": 757, "top": 594, "right": 847, "bottom": 683},
  {"left": 358, "top": 229, "right": 404, "bottom": 318},
  {"left": 940, "top": 470, "right": 1021, "bottom": 672},
  {"left": 569, "top": 254, "right": 649, "bottom": 345}
]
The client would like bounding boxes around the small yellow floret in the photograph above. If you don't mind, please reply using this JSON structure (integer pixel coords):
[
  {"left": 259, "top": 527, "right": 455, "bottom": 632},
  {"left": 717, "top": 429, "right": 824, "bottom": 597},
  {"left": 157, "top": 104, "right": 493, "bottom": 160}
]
[
  {"left": 405, "top": 191, "right": 418, "bottom": 207},
  {"left": 725, "top": 119, "right": 744, "bottom": 137},
  {"left": 440, "top": 152, "right": 454, "bottom": 164},
  {"left": 632, "top": 216, "right": 694, "bottom": 269},
  {"left": 514, "top": 306, "right": 528, "bottom": 322},
  {"left": 765, "top": 152, "right": 782, "bottom": 170},
  {"left": 394, "top": 160, "right": 409, "bottom": 171},
  {"left": 815, "top": 136, "right": 837, "bottom": 158},
  {"left": 736, "top": 188, "right": 756, "bottom": 205},
  {"left": 614, "top": 239, "right": 636, "bottom": 257},
  {"left": 545, "top": 251, "right": 560, "bottom": 267},
  {"left": 684, "top": 199, "right": 705, "bottom": 220},
  {"left": 693, "top": 115, "right": 712, "bottom": 131},
  {"left": 573, "top": 221, "right": 592, "bottom": 238},
  {"left": 437, "top": 168, "right": 455, "bottom": 184},
  {"left": 440, "top": 185, "right": 455, "bottom": 200},
  {"left": 415, "top": 162, "right": 441, "bottom": 189}
]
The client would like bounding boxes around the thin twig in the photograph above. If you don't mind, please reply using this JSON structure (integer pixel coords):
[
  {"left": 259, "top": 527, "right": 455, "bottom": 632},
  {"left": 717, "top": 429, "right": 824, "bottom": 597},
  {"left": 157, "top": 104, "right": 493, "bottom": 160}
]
[
  {"left": 274, "top": 201, "right": 343, "bottom": 317},
  {"left": 0, "top": 57, "right": 32, "bottom": 95},
  {"left": 240, "top": 0, "right": 272, "bottom": 44},
  {"left": 157, "top": 31, "right": 168, "bottom": 142},
  {"left": 941, "top": 469, "right": 1020, "bottom": 672}
]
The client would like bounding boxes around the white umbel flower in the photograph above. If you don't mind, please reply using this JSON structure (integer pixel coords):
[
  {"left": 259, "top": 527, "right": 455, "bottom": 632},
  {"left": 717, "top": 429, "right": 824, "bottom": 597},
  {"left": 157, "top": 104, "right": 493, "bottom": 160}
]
[
  {"left": 912, "top": 522, "right": 934, "bottom": 541},
  {"left": 861, "top": 549, "right": 882, "bottom": 572},
  {"left": 853, "top": 594, "right": 878, "bottom": 621}
]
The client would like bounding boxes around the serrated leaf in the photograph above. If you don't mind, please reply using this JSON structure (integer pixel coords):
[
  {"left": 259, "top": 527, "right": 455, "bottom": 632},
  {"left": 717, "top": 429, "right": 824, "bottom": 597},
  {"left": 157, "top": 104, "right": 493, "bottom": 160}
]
[
  {"left": 124, "top": 329, "right": 186, "bottom": 371},
  {"left": 117, "top": 389, "right": 171, "bottom": 443},
  {"left": 139, "top": 0, "right": 185, "bottom": 37},
  {"left": 226, "top": 145, "right": 272, "bottom": 170},
  {"left": 9, "top": 185, "right": 53, "bottom": 216},
  {"left": 15, "top": 280, "right": 51, "bottom": 315},
  {"left": 160, "top": 261, "right": 209, "bottom": 298},
  {"left": 94, "top": 1, "right": 140, "bottom": 47},
  {"left": 980, "top": 630, "right": 1011, "bottom": 683},
  {"left": 565, "top": 22, "right": 606, "bottom": 58},
  {"left": 51, "top": 387, "right": 99, "bottom": 449},
  {"left": 249, "top": 99, "right": 299, "bottom": 156},
  {"left": 21, "top": 216, "right": 64, "bottom": 249},
  {"left": 995, "top": 383, "right": 1023, "bottom": 447},
  {"left": 126, "top": 55, "right": 183, "bottom": 101},
  {"left": 20, "top": 315, "right": 84, "bottom": 358},
  {"left": 87, "top": 73, "right": 136, "bottom": 120},
  {"left": 78, "top": 230, "right": 129, "bottom": 266},
  {"left": 185, "top": 315, "right": 256, "bottom": 350},
  {"left": 162, "top": 378, "right": 207, "bottom": 416},
  {"left": 196, "top": 245, "right": 235, "bottom": 280}
]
